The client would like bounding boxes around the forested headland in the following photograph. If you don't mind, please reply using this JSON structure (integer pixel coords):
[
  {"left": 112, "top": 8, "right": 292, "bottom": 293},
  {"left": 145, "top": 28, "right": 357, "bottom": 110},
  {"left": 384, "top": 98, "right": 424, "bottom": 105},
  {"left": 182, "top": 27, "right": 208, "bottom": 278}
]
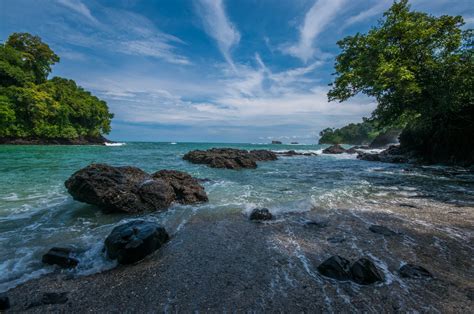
[
  {"left": 325, "top": 0, "right": 473, "bottom": 165},
  {"left": 0, "top": 33, "right": 113, "bottom": 145}
]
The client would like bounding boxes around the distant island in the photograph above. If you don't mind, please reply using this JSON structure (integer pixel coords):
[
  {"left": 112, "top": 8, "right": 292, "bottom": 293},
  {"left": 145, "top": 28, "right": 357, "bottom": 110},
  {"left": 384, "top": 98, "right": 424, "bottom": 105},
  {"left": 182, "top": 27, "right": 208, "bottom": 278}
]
[
  {"left": 0, "top": 33, "right": 113, "bottom": 145},
  {"left": 318, "top": 120, "right": 378, "bottom": 145}
]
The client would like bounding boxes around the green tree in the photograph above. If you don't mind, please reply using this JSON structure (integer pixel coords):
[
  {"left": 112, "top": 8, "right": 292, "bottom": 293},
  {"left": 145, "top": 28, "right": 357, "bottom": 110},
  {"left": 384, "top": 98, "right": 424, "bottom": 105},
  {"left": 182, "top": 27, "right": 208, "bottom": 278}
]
[
  {"left": 6, "top": 33, "right": 59, "bottom": 84},
  {"left": 328, "top": 0, "right": 473, "bottom": 164}
]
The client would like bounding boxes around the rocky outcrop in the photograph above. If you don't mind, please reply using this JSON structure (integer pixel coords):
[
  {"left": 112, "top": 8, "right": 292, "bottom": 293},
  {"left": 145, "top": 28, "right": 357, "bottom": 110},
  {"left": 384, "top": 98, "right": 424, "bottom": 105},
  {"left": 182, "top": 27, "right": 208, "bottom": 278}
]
[
  {"left": 152, "top": 170, "right": 208, "bottom": 204},
  {"left": 42, "top": 247, "right": 79, "bottom": 268},
  {"left": 346, "top": 145, "right": 369, "bottom": 154},
  {"left": 65, "top": 164, "right": 207, "bottom": 213},
  {"left": 318, "top": 256, "right": 384, "bottom": 285},
  {"left": 350, "top": 258, "right": 384, "bottom": 285},
  {"left": 0, "top": 135, "right": 112, "bottom": 145},
  {"left": 357, "top": 145, "right": 409, "bottom": 163},
  {"left": 369, "top": 129, "right": 401, "bottom": 148},
  {"left": 249, "top": 208, "right": 273, "bottom": 221},
  {"left": 183, "top": 148, "right": 278, "bottom": 170},
  {"left": 399, "top": 264, "right": 432, "bottom": 279},
  {"left": 276, "top": 150, "right": 317, "bottom": 156},
  {"left": 105, "top": 220, "right": 169, "bottom": 264},
  {"left": 322, "top": 144, "right": 346, "bottom": 154}
]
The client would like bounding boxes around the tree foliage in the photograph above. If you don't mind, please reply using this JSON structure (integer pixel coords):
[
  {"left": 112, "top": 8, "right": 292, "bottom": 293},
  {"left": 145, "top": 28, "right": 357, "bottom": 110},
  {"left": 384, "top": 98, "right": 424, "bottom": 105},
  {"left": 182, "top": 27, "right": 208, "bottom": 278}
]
[
  {"left": 319, "top": 119, "right": 378, "bottom": 144},
  {"left": 328, "top": 0, "right": 473, "bottom": 164},
  {"left": 0, "top": 33, "right": 113, "bottom": 139}
]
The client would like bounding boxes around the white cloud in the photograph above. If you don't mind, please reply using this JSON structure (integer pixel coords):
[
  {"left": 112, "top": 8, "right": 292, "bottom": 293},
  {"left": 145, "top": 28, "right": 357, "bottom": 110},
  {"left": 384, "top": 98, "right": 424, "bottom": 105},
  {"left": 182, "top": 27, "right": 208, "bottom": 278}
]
[
  {"left": 196, "top": 0, "right": 241, "bottom": 69},
  {"left": 284, "top": 0, "right": 347, "bottom": 62},
  {"left": 56, "top": 0, "right": 98, "bottom": 24},
  {"left": 343, "top": 0, "right": 391, "bottom": 28}
]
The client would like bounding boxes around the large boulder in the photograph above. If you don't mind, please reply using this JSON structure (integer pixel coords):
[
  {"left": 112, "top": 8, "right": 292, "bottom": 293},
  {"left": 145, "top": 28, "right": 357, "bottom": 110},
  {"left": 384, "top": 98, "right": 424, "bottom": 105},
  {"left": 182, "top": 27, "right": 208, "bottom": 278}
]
[
  {"left": 65, "top": 164, "right": 207, "bottom": 213},
  {"left": 369, "top": 129, "right": 401, "bottom": 148},
  {"left": 42, "top": 247, "right": 79, "bottom": 268},
  {"left": 323, "top": 144, "right": 346, "bottom": 154},
  {"left": 350, "top": 258, "right": 384, "bottom": 285},
  {"left": 183, "top": 148, "right": 277, "bottom": 170},
  {"left": 317, "top": 256, "right": 352, "bottom": 281},
  {"left": 152, "top": 170, "right": 208, "bottom": 204},
  {"left": 105, "top": 220, "right": 169, "bottom": 264}
]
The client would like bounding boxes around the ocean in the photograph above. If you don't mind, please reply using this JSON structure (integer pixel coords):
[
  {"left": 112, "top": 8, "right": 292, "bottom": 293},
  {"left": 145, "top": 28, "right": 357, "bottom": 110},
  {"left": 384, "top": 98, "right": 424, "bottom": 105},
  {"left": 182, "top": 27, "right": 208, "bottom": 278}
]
[{"left": 1, "top": 142, "right": 473, "bottom": 293}]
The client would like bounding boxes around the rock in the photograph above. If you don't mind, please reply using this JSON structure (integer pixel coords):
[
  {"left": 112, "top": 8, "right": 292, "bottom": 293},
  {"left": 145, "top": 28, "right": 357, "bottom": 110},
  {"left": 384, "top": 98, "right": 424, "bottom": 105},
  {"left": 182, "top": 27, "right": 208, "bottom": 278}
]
[
  {"left": 276, "top": 150, "right": 317, "bottom": 156},
  {"left": 327, "top": 236, "right": 346, "bottom": 244},
  {"left": 346, "top": 145, "right": 368, "bottom": 154},
  {"left": 271, "top": 141, "right": 282, "bottom": 144},
  {"left": 42, "top": 292, "right": 68, "bottom": 305},
  {"left": 65, "top": 164, "right": 207, "bottom": 213},
  {"left": 183, "top": 148, "right": 277, "bottom": 170},
  {"left": 317, "top": 256, "right": 352, "bottom": 281},
  {"left": 357, "top": 145, "right": 409, "bottom": 163},
  {"left": 249, "top": 208, "right": 273, "bottom": 221},
  {"left": 291, "top": 142, "right": 299, "bottom": 144},
  {"left": 357, "top": 152, "right": 381, "bottom": 161},
  {"left": 304, "top": 220, "right": 328, "bottom": 228},
  {"left": 42, "top": 247, "right": 79, "bottom": 268},
  {"left": 399, "top": 264, "right": 432, "bottom": 279},
  {"left": 369, "top": 129, "right": 401, "bottom": 148},
  {"left": 105, "top": 220, "right": 169, "bottom": 264},
  {"left": 350, "top": 258, "right": 384, "bottom": 285},
  {"left": 152, "top": 170, "right": 208, "bottom": 204},
  {"left": 0, "top": 295, "right": 10, "bottom": 310},
  {"left": 369, "top": 225, "right": 397, "bottom": 236},
  {"left": 323, "top": 144, "right": 346, "bottom": 154}
]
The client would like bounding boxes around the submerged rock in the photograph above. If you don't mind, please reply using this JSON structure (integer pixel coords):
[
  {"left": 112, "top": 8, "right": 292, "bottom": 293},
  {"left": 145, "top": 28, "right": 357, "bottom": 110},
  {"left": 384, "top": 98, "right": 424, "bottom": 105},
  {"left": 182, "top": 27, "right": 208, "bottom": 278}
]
[
  {"left": 0, "top": 295, "right": 10, "bottom": 310},
  {"left": 399, "top": 264, "right": 432, "bottom": 279},
  {"left": 317, "top": 256, "right": 352, "bottom": 281},
  {"left": 249, "top": 208, "right": 273, "bottom": 221},
  {"left": 350, "top": 258, "right": 384, "bottom": 285},
  {"left": 183, "top": 148, "right": 277, "bottom": 170},
  {"left": 369, "top": 225, "right": 397, "bottom": 236},
  {"left": 42, "top": 247, "right": 79, "bottom": 268},
  {"left": 65, "top": 164, "right": 207, "bottom": 213},
  {"left": 322, "top": 144, "right": 346, "bottom": 154},
  {"left": 105, "top": 220, "right": 169, "bottom": 264}
]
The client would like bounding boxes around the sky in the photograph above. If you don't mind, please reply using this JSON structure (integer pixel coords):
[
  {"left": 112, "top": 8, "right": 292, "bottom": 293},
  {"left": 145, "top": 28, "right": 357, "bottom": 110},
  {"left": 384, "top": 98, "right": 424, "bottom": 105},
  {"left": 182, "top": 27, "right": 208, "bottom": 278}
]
[{"left": 1, "top": 0, "right": 473, "bottom": 143}]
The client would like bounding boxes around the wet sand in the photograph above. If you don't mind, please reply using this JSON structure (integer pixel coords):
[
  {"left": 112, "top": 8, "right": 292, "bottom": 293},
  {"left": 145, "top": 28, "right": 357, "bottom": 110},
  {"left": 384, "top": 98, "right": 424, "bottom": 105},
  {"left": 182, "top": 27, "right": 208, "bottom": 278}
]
[{"left": 5, "top": 199, "right": 474, "bottom": 312}]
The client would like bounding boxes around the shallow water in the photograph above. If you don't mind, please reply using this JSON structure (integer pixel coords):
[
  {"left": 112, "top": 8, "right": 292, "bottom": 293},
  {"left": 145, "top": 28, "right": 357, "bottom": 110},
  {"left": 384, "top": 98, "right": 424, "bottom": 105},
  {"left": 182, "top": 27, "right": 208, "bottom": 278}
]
[{"left": 0, "top": 142, "right": 473, "bottom": 293}]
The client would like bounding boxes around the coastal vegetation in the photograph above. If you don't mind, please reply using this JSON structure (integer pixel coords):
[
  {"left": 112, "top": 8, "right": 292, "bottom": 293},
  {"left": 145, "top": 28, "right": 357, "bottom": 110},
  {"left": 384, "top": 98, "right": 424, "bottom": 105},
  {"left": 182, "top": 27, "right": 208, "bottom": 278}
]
[
  {"left": 0, "top": 33, "right": 113, "bottom": 142},
  {"left": 328, "top": 0, "right": 473, "bottom": 165},
  {"left": 318, "top": 119, "right": 378, "bottom": 145}
]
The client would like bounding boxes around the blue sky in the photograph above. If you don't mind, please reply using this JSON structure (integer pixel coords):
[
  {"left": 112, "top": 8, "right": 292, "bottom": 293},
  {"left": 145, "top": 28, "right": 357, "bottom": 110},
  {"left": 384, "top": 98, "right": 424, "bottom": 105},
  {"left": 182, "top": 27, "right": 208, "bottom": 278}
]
[{"left": 1, "top": 0, "right": 473, "bottom": 143}]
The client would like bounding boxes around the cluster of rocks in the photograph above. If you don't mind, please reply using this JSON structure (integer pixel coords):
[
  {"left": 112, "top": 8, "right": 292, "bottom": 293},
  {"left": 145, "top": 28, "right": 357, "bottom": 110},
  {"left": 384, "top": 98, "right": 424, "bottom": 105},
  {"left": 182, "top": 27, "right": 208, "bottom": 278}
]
[
  {"left": 65, "top": 164, "right": 208, "bottom": 213},
  {"left": 357, "top": 145, "right": 410, "bottom": 163},
  {"left": 322, "top": 144, "right": 368, "bottom": 154},
  {"left": 183, "top": 148, "right": 278, "bottom": 169}
]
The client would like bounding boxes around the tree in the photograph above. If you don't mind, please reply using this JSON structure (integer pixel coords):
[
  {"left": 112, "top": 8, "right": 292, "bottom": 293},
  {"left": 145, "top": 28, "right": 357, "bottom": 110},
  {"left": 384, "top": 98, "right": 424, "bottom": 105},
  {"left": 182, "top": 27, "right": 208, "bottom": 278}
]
[
  {"left": 6, "top": 33, "right": 59, "bottom": 84},
  {"left": 328, "top": 0, "right": 473, "bottom": 164}
]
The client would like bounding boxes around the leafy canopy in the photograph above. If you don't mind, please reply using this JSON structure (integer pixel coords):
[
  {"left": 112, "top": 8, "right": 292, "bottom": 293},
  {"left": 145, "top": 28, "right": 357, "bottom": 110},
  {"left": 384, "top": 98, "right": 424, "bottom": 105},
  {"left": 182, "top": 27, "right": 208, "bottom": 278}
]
[{"left": 0, "top": 32, "right": 113, "bottom": 139}]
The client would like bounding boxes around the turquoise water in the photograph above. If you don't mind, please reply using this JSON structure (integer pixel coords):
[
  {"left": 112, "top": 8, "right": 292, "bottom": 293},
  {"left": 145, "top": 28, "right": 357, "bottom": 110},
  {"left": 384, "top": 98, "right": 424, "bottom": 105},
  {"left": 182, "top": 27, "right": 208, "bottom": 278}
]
[{"left": 0, "top": 142, "right": 473, "bottom": 292}]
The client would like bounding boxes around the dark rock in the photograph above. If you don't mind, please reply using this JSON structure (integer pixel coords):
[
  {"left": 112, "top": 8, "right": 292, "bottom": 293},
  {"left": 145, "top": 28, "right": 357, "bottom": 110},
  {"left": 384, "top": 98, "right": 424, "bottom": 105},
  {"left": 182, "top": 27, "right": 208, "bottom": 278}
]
[
  {"left": 42, "top": 247, "right": 79, "bottom": 268},
  {"left": 346, "top": 145, "right": 368, "bottom": 154},
  {"left": 398, "top": 203, "right": 419, "bottom": 209},
  {"left": 65, "top": 164, "right": 207, "bottom": 213},
  {"left": 317, "top": 256, "right": 352, "bottom": 281},
  {"left": 183, "top": 148, "right": 277, "bottom": 170},
  {"left": 323, "top": 144, "right": 346, "bottom": 154},
  {"left": 42, "top": 292, "right": 68, "bottom": 305},
  {"left": 358, "top": 145, "right": 409, "bottom": 163},
  {"left": 350, "top": 258, "right": 384, "bottom": 285},
  {"left": 152, "top": 170, "right": 208, "bottom": 204},
  {"left": 399, "top": 264, "right": 432, "bottom": 279},
  {"left": 271, "top": 141, "right": 282, "bottom": 144},
  {"left": 249, "top": 208, "right": 273, "bottom": 221},
  {"left": 276, "top": 150, "right": 317, "bottom": 156},
  {"left": 305, "top": 220, "right": 328, "bottom": 228},
  {"left": 291, "top": 142, "right": 299, "bottom": 144},
  {"left": 369, "top": 129, "right": 401, "bottom": 148},
  {"left": 0, "top": 295, "right": 10, "bottom": 310},
  {"left": 369, "top": 225, "right": 397, "bottom": 236},
  {"left": 105, "top": 220, "right": 169, "bottom": 264}
]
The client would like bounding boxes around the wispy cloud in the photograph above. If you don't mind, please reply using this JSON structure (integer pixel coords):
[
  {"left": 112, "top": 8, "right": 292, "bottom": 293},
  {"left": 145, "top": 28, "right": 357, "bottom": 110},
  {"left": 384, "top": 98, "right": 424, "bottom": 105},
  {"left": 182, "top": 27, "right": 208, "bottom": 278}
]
[
  {"left": 284, "top": 0, "right": 346, "bottom": 63},
  {"left": 343, "top": 0, "right": 391, "bottom": 28},
  {"left": 56, "top": 0, "right": 98, "bottom": 24},
  {"left": 196, "top": 0, "right": 241, "bottom": 69}
]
